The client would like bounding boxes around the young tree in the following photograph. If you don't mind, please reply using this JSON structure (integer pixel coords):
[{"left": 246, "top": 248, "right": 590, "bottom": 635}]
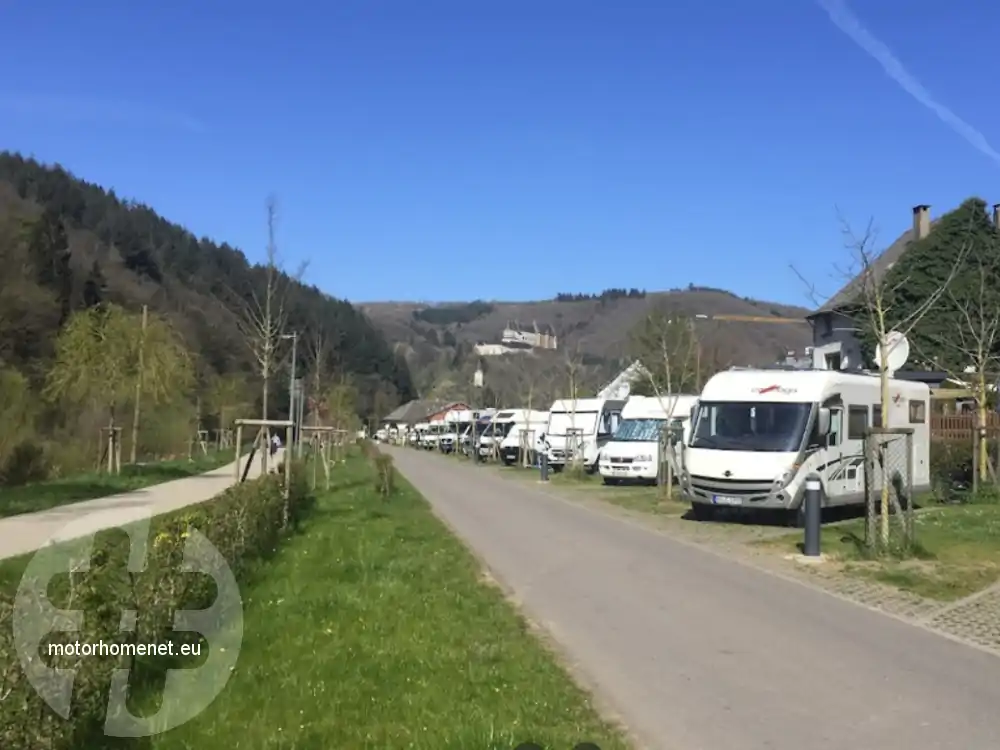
[
  {"left": 563, "top": 344, "right": 586, "bottom": 471},
  {"left": 895, "top": 200, "right": 1000, "bottom": 483},
  {"left": 0, "top": 367, "right": 35, "bottom": 471},
  {"left": 232, "top": 197, "right": 304, "bottom": 425},
  {"left": 629, "top": 310, "right": 702, "bottom": 497},
  {"left": 798, "top": 209, "right": 973, "bottom": 547},
  {"left": 45, "top": 305, "right": 192, "bottom": 465}
]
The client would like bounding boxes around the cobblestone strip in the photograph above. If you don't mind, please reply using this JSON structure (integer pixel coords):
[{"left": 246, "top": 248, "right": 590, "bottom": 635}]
[{"left": 925, "top": 587, "right": 1000, "bottom": 652}]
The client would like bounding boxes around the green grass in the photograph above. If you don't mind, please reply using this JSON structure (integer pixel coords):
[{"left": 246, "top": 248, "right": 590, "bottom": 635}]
[
  {"left": 152, "top": 457, "right": 631, "bottom": 750},
  {"left": 0, "top": 450, "right": 238, "bottom": 520},
  {"left": 758, "top": 504, "right": 1000, "bottom": 601},
  {"left": 498, "top": 462, "right": 689, "bottom": 518}
]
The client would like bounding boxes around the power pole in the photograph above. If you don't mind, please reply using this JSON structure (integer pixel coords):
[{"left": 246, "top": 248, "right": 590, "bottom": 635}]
[{"left": 129, "top": 304, "right": 148, "bottom": 465}]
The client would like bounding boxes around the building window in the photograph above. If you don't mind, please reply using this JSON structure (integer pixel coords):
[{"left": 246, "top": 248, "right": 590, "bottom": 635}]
[
  {"left": 816, "top": 315, "right": 831, "bottom": 337},
  {"left": 848, "top": 405, "right": 868, "bottom": 439},
  {"left": 909, "top": 399, "right": 926, "bottom": 424}
]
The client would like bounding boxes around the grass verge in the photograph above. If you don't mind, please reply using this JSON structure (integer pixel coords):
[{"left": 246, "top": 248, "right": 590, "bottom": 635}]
[
  {"left": 757, "top": 504, "right": 1000, "bottom": 601},
  {"left": 0, "top": 450, "right": 238, "bottom": 519},
  {"left": 153, "top": 455, "right": 631, "bottom": 750},
  {"left": 497, "top": 462, "right": 689, "bottom": 518}
]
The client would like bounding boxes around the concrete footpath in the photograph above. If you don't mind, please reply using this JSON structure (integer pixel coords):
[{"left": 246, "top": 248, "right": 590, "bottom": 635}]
[
  {"left": 387, "top": 447, "right": 1000, "bottom": 750},
  {"left": 0, "top": 449, "right": 284, "bottom": 562}
]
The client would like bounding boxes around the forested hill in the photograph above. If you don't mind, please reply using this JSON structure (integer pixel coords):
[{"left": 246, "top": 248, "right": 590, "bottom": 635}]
[{"left": 0, "top": 151, "right": 415, "bottom": 414}]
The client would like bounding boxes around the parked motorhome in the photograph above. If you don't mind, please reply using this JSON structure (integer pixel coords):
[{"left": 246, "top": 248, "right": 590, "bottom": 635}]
[
  {"left": 598, "top": 394, "right": 698, "bottom": 484},
  {"left": 544, "top": 397, "right": 626, "bottom": 472},
  {"left": 439, "top": 410, "right": 473, "bottom": 453},
  {"left": 477, "top": 410, "right": 519, "bottom": 458},
  {"left": 499, "top": 410, "right": 550, "bottom": 465},
  {"left": 680, "top": 369, "right": 931, "bottom": 524}
]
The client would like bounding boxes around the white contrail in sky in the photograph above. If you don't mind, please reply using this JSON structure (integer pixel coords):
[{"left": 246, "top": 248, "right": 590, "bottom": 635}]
[{"left": 818, "top": 0, "right": 1000, "bottom": 166}]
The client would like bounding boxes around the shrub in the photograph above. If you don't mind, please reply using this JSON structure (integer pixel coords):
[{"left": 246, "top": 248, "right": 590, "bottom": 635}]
[
  {"left": 373, "top": 453, "right": 395, "bottom": 498},
  {"left": 0, "top": 439, "right": 50, "bottom": 486},
  {"left": 929, "top": 439, "right": 973, "bottom": 500},
  {"left": 0, "top": 469, "right": 314, "bottom": 749}
]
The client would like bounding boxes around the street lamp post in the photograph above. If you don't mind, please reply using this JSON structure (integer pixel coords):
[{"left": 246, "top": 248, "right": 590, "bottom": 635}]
[{"left": 281, "top": 332, "right": 298, "bottom": 454}]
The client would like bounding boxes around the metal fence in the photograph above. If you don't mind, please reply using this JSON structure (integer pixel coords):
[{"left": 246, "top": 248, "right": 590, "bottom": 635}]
[{"left": 862, "top": 427, "right": 915, "bottom": 554}]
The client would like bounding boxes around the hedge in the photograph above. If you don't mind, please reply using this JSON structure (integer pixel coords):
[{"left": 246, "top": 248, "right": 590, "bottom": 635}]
[{"left": 0, "top": 463, "right": 313, "bottom": 749}]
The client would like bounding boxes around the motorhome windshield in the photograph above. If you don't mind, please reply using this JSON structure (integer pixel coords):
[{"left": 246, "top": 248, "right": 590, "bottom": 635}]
[
  {"left": 548, "top": 410, "right": 598, "bottom": 436},
  {"left": 690, "top": 401, "right": 811, "bottom": 452},
  {"left": 487, "top": 422, "right": 515, "bottom": 438},
  {"left": 613, "top": 418, "right": 664, "bottom": 442}
]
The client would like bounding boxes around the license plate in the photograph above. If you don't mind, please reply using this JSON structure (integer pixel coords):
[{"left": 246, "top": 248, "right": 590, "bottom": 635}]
[
  {"left": 612, "top": 467, "right": 629, "bottom": 474},
  {"left": 712, "top": 495, "right": 743, "bottom": 506}
]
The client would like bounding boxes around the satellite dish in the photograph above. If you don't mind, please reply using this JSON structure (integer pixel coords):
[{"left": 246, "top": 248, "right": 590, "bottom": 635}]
[{"left": 874, "top": 330, "right": 910, "bottom": 373}]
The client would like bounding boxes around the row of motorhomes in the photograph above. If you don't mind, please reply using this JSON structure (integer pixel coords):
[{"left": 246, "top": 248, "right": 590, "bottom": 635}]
[{"left": 378, "top": 367, "right": 932, "bottom": 524}]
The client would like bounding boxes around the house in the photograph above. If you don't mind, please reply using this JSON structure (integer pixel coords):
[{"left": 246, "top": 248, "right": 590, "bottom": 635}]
[
  {"left": 806, "top": 204, "right": 938, "bottom": 371},
  {"left": 381, "top": 399, "right": 470, "bottom": 428}
]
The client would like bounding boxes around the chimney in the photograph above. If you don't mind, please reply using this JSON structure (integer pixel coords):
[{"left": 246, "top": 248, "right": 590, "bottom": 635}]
[
  {"left": 912, "top": 204, "right": 931, "bottom": 240},
  {"left": 993, "top": 203, "right": 1000, "bottom": 228}
]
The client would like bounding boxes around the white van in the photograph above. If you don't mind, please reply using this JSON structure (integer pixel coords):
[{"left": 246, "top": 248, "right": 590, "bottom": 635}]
[
  {"left": 598, "top": 394, "right": 699, "bottom": 484},
  {"left": 544, "top": 397, "right": 626, "bottom": 472},
  {"left": 497, "top": 410, "right": 550, "bottom": 465},
  {"left": 681, "top": 369, "right": 931, "bottom": 524}
]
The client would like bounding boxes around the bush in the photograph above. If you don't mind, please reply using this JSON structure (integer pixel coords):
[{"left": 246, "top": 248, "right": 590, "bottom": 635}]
[
  {"left": 930, "top": 439, "right": 973, "bottom": 500},
  {"left": 373, "top": 453, "right": 395, "bottom": 498},
  {"left": 0, "top": 439, "right": 50, "bottom": 486},
  {"left": 0, "top": 469, "right": 314, "bottom": 749}
]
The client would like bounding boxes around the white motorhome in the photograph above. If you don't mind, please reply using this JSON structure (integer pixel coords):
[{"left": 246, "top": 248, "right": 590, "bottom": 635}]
[
  {"left": 419, "top": 422, "right": 447, "bottom": 450},
  {"left": 499, "top": 410, "right": 549, "bottom": 465},
  {"left": 477, "top": 410, "right": 518, "bottom": 458},
  {"left": 439, "top": 410, "right": 473, "bottom": 453},
  {"left": 681, "top": 369, "right": 931, "bottom": 524},
  {"left": 598, "top": 394, "right": 699, "bottom": 484},
  {"left": 544, "top": 397, "right": 625, "bottom": 472},
  {"left": 492, "top": 409, "right": 550, "bottom": 465}
]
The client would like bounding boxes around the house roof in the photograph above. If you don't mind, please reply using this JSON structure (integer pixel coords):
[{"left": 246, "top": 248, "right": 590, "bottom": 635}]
[
  {"left": 809, "top": 219, "right": 939, "bottom": 316},
  {"left": 382, "top": 399, "right": 468, "bottom": 424}
]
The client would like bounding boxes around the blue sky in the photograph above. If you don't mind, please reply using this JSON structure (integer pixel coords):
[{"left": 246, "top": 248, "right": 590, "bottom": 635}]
[{"left": 2, "top": 0, "right": 999, "bottom": 307}]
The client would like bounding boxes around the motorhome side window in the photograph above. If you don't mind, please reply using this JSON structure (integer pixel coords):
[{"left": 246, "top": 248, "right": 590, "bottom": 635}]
[
  {"left": 847, "top": 405, "right": 868, "bottom": 440},
  {"left": 872, "top": 405, "right": 882, "bottom": 428},
  {"left": 909, "top": 399, "right": 926, "bottom": 424},
  {"left": 599, "top": 412, "right": 613, "bottom": 436},
  {"left": 827, "top": 408, "right": 842, "bottom": 446}
]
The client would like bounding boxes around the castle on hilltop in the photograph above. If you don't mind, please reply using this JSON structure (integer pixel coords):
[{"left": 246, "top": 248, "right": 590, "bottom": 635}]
[{"left": 474, "top": 321, "right": 559, "bottom": 356}]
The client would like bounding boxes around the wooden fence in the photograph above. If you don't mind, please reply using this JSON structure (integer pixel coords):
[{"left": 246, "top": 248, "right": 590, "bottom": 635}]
[{"left": 931, "top": 412, "right": 1000, "bottom": 442}]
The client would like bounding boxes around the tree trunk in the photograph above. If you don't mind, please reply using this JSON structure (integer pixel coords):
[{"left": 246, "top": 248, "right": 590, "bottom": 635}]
[
  {"left": 978, "top": 371, "right": 989, "bottom": 482},
  {"left": 879, "top": 363, "right": 890, "bottom": 547},
  {"left": 129, "top": 304, "right": 148, "bottom": 465}
]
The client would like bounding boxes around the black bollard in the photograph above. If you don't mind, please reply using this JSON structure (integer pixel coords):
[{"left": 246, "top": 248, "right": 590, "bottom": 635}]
[
  {"left": 540, "top": 451, "right": 549, "bottom": 481},
  {"left": 803, "top": 473, "right": 822, "bottom": 556}
]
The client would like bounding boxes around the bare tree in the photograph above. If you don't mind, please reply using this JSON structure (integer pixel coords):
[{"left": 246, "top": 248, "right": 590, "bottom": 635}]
[
  {"left": 915, "top": 255, "right": 1000, "bottom": 483},
  {"left": 630, "top": 310, "right": 702, "bottom": 497},
  {"left": 794, "top": 215, "right": 971, "bottom": 547},
  {"left": 232, "top": 197, "right": 305, "bottom": 426},
  {"left": 563, "top": 344, "right": 586, "bottom": 471}
]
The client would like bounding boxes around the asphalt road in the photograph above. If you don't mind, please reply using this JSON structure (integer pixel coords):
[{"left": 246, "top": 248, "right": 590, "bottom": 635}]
[{"left": 386, "top": 446, "right": 1000, "bottom": 750}]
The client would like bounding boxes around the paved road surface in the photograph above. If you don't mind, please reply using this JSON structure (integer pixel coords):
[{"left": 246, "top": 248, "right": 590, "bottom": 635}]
[
  {"left": 387, "top": 447, "right": 1000, "bottom": 750},
  {"left": 0, "top": 449, "right": 284, "bottom": 562}
]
